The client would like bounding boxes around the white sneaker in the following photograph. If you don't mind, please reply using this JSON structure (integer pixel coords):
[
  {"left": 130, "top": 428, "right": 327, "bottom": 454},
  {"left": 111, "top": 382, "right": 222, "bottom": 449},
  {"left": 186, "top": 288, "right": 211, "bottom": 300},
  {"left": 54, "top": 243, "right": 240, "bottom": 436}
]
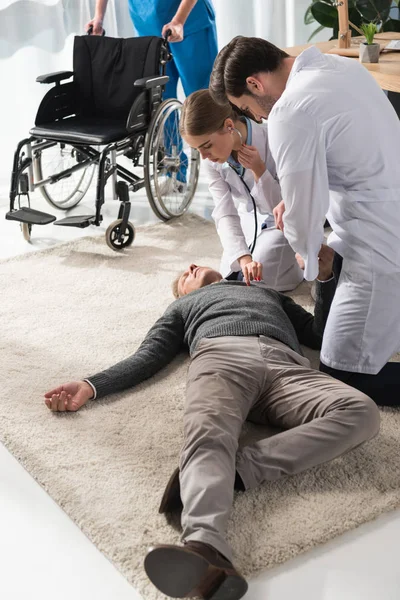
[{"left": 158, "top": 176, "right": 187, "bottom": 196}]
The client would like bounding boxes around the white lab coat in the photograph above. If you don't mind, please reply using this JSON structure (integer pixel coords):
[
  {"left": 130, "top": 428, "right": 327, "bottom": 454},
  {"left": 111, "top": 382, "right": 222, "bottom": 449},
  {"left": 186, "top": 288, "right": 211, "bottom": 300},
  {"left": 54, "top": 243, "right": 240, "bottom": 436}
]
[
  {"left": 268, "top": 46, "right": 400, "bottom": 373},
  {"left": 205, "top": 121, "right": 303, "bottom": 291}
]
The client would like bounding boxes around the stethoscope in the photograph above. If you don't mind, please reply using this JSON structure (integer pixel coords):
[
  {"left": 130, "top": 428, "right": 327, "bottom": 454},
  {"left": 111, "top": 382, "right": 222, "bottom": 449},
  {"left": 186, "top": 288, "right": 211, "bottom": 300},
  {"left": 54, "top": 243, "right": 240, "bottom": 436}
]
[{"left": 228, "top": 126, "right": 259, "bottom": 255}]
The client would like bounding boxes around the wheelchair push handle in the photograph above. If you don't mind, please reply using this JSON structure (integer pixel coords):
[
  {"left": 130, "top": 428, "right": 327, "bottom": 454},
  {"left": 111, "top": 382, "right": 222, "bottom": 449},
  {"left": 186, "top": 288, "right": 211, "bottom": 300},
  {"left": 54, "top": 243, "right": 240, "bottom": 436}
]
[
  {"left": 86, "top": 24, "right": 106, "bottom": 36},
  {"left": 164, "top": 28, "right": 172, "bottom": 42}
]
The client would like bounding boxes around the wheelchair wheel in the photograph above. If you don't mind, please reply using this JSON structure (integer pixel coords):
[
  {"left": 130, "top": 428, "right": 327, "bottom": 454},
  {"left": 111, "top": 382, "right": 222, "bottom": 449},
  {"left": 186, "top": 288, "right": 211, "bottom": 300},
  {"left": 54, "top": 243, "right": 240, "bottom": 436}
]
[
  {"left": 21, "top": 223, "right": 32, "bottom": 242},
  {"left": 105, "top": 219, "right": 135, "bottom": 251},
  {"left": 33, "top": 143, "right": 95, "bottom": 210},
  {"left": 143, "top": 99, "right": 200, "bottom": 221}
]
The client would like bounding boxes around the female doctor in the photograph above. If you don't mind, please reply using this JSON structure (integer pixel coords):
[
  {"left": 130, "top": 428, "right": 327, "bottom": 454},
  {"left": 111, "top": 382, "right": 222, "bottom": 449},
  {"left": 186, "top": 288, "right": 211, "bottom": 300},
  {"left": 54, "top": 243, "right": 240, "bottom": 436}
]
[{"left": 180, "top": 90, "right": 303, "bottom": 290}]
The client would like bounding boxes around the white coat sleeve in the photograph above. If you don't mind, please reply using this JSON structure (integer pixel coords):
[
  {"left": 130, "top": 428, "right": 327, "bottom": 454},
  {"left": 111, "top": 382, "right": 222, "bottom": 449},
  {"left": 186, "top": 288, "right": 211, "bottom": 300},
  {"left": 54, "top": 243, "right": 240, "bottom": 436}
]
[
  {"left": 205, "top": 161, "right": 251, "bottom": 272},
  {"left": 250, "top": 165, "right": 282, "bottom": 212},
  {"left": 268, "top": 106, "right": 329, "bottom": 281}
]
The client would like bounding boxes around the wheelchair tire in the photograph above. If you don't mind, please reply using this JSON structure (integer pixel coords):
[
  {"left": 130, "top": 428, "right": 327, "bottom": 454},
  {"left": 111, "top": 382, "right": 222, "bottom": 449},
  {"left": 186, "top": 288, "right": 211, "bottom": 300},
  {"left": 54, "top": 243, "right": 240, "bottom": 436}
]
[
  {"left": 105, "top": 219, "right": 135, "bottom": 251},
  {"left": 21, "top": 222, "right": 32, "bottom": 243},
  {"left": 143, "top": 99, "right": 200, "bottom": 221},
  {"left": 33, "top": 143, "right": 95, "bottom": 210}
]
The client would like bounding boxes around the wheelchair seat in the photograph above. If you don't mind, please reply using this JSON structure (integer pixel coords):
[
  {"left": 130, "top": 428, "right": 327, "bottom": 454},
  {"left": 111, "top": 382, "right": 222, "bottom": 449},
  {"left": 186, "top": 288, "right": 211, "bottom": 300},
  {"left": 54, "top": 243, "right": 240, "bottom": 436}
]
[{"left": 30, "top": 116, "right": 129, "bottom": 145}]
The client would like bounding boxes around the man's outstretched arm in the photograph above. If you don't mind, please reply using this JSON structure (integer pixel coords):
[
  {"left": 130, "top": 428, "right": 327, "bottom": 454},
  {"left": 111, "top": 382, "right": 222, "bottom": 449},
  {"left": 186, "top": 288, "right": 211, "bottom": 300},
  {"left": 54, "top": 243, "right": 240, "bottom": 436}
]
[
  {"left": 280, "top": 245, "right": 336, "bottom": 350},
  {"left": 44, "top": 306, "right": 185, "bottom": 412}
]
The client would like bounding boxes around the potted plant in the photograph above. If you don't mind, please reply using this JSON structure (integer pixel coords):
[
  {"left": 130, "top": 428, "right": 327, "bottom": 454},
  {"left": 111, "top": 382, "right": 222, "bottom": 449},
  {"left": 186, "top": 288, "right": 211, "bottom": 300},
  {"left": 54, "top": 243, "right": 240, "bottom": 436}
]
[{"left": 359, "top": 22, "right": 380, "bottom": 63}]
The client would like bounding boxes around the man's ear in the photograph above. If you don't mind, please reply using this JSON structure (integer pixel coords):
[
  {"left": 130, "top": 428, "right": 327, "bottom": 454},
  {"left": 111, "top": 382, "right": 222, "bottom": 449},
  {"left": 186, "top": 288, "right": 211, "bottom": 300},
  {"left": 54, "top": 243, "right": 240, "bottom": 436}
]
[{"left": 246, "top": 75, "right": 265, "bottom": 97}]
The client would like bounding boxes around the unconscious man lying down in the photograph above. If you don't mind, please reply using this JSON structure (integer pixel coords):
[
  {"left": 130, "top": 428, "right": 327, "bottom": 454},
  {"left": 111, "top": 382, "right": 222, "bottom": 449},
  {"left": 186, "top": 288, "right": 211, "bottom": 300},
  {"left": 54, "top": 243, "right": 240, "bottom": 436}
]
[{"left": 44, "top": 244, "right": 379, "bottom": 600}]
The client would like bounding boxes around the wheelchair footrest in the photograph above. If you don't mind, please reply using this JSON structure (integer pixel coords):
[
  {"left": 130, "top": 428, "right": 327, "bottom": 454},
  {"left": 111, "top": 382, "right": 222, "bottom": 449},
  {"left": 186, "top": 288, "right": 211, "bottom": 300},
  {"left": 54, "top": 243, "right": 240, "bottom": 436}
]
[
  {"left": 6, "top": 207, "right": 56, "bottom": 225},
  {"left": 54, "top": 215, "right": 95, "bottom": 228}
]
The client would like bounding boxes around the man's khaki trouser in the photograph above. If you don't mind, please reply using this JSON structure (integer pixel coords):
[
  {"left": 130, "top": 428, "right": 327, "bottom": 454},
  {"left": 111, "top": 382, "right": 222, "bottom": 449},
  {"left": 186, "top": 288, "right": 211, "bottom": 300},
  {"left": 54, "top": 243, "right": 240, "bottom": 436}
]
[{"left": 179, "top": 336, "right": 380, "bottom": 562}]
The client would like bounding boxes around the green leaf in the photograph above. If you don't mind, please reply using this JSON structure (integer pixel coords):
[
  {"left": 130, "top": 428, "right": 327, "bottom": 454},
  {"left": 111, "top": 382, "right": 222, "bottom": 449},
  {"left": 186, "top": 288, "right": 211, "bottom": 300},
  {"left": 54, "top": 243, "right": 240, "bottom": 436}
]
[
  {"left": 311, "top": 1, "right": 339, "bottom": 28},
  {"left": 307, "top": 24, "right": 327, "bottom": 41},
  {"left": 382, "top": 17, "right": 400, "bottom": 32},
  {"left": 304, "top": 6, "right": 315, "bottom": 25},
  {"left": 356, "top": 0, "right": 392, "bottom": 23},
  {"left": 349, "top": 6, "right": 363, "bottom": 27}
]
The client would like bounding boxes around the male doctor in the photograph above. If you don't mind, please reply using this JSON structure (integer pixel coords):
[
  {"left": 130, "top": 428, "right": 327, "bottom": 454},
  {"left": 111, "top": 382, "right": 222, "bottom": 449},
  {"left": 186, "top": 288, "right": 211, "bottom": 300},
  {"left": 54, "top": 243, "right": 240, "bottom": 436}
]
[{"left": 209, "top": 36, "right": 400, "bottom": 405}]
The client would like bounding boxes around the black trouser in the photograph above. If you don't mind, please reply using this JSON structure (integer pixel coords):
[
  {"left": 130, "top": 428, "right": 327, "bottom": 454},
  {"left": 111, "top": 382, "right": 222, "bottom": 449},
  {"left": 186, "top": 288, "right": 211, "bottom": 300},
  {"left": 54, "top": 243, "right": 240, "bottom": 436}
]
[
  {"left": 320, "top": 361, "right": 400, "bottom": 407},
  {"left": 320, "top": 252, "right": 400, "bottom": 408}
]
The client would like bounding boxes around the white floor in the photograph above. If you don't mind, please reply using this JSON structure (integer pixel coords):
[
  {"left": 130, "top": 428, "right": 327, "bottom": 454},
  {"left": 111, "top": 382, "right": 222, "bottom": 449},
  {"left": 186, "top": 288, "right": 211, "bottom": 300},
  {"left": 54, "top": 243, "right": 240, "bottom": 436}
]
[{"left": 1, "top": 176, "right": 399, "bottom": 600}]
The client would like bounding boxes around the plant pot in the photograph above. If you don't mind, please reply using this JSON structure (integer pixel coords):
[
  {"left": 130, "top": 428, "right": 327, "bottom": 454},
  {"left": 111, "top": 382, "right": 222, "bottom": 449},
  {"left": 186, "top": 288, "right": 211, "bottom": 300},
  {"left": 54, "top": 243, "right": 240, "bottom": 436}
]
[{"left": 359, "top": 42, "right": 380, "bottom": 63}]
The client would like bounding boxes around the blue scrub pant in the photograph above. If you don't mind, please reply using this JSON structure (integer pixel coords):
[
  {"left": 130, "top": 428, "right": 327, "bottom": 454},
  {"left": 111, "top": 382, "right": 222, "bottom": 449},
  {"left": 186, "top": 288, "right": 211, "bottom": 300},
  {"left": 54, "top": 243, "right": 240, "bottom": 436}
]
[
  {"left": 163, "top": 25, "right": 218, "bottom": 99},
  {"left": 137, "top": 25, "right": 218, "bottom": 181}
]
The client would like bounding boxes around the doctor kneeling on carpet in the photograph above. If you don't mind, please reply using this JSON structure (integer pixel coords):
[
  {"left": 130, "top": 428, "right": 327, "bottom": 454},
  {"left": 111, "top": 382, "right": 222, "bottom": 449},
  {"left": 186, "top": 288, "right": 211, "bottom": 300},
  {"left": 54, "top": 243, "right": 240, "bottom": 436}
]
[
  {"left": 210, "top": 36, "right": 400, "bottom": 406},
  {"left": 180, "top": 90, "right": 304, "bottom": 290}
]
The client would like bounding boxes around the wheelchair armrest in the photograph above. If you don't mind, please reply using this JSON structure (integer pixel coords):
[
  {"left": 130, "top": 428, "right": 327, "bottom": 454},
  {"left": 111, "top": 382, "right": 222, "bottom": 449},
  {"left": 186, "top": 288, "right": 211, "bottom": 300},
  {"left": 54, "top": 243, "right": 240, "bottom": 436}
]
[
  {"left": 134, "top": 75, "right": 169, "bottom": 89},
  {"left": 36, "top": 71, "right": 74, "bottom": 85}
]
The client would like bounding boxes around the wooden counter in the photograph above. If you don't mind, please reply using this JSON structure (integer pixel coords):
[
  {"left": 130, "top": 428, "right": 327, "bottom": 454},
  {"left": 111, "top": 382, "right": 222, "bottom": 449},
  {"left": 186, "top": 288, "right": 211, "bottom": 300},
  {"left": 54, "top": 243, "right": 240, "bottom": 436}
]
[{"left": 284, "top": 32, "right": 400, "bottom": 93}]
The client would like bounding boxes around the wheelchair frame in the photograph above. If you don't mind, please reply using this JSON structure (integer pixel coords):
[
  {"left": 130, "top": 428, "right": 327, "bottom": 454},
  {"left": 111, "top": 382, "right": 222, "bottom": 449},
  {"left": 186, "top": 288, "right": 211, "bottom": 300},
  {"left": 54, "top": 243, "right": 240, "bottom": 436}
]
[{"left": 7, "top": 35, "right": 199, "bottom": 250}]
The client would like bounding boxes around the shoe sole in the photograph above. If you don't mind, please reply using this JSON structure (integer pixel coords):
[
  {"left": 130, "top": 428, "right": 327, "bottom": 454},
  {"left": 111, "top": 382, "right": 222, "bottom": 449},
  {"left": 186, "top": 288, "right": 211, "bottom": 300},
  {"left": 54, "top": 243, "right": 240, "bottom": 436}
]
[{"left": 144, "top": 545, "right": 248, "bottom": 600}]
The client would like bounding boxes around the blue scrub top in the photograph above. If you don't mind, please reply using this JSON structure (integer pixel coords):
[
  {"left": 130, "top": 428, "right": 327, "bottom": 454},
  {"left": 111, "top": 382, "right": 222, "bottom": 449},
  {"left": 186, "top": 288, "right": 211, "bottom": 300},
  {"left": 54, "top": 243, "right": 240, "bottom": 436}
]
[{"left": 129, "top": 0, "right": 216, "bottom": 37}]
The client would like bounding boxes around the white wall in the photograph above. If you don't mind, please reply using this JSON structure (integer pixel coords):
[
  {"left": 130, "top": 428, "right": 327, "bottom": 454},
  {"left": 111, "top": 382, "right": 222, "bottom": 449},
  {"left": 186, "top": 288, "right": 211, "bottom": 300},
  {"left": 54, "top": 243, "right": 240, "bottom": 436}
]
[{"left": 213, "top": 0, "right": 330, "bottom": 49}]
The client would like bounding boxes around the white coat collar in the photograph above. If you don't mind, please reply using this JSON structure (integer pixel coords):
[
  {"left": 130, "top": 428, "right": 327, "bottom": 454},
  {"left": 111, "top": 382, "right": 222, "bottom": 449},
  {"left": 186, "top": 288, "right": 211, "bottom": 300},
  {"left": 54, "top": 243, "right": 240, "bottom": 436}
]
[
  {"left": 287, "top": 45, "right": 324, "bottom": 87},
  {"left": 209, "top": 120, "right": 268, "bottom": 185},
  {"left": 251, "top": 121, "right": 267, "bottom": 164}
]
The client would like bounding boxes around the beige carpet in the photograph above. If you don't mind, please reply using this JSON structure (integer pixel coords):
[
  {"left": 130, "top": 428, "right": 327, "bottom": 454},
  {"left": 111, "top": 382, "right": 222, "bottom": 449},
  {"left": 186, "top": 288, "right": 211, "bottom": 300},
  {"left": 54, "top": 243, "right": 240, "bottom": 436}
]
[{"left": 1, "top": 214, "right": 400, "bottom": 600}]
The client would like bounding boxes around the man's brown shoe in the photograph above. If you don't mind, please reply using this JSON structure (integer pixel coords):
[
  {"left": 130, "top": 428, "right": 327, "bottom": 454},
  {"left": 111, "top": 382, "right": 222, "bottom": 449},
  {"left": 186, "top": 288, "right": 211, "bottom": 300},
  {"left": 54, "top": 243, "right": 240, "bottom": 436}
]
[
  {"left": 159, "top": 467, "right": 182, "bottom": 514},
  {"left": 144, "top": 540, "right": 248, "bottom": 599},
  {"left": 158, "top": 467, "right": 183, "bottom": 530}
]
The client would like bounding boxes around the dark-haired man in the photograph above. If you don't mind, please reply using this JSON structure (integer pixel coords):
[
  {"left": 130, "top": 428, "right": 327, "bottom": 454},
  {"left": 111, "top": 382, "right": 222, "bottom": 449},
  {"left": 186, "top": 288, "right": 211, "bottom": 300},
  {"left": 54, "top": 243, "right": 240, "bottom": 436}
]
[
  {"left": 209, "top": 36, "right": 400, "bottom": 407},
  {"left": 44, "top": 247, "right": 380, "bottom": 600}
]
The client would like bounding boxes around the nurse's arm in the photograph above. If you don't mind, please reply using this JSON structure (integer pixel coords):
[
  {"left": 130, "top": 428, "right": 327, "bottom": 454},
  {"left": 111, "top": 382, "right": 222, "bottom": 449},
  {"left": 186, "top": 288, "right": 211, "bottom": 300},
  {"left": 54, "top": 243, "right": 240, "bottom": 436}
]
[
  {"left": 86, "top": 0, "right": 108, "bottom": 34},
  {"left": 268, "top": 107, "right": 329, "bottom": 281},
  {"left": 162, "top": 0, "right": 199, "bottom": 41}
]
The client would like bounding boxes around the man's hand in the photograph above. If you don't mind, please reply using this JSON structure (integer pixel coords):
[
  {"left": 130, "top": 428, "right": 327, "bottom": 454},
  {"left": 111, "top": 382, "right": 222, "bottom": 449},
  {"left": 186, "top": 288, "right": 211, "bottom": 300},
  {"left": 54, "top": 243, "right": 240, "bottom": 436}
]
[
  {"left": 44, "top": 381, "right": 94, "bottom": 413},
  {"left": 85, "top": 17, "right": 104, "bottom": 35},
  {"left": 237, "top": 145, "right": 266, "bottom": 181},
  {"left": 239, "top": 255, "right": 263, "bottom": 286},
  {"left": 317, "top": 244, "right": 335, "bottom": 281},
  {"left": 296, "top": 244, "right": 334, "bottom": 281},
  {"left": 162, "top": 21, "right": 184, "bottom": 42},
  {"left": 273, "top": 200, "right": 285, "bottom": 231},
  {"left": 295, "top": 252, "right": 305, "bottom": 271}
]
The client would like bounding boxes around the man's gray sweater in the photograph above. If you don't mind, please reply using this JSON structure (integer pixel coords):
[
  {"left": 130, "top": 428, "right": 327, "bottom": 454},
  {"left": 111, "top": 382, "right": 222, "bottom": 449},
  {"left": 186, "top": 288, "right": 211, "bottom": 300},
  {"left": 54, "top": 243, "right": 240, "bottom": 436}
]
[{"left": 88, "top": 278, "right": 335, "bottom": 399}]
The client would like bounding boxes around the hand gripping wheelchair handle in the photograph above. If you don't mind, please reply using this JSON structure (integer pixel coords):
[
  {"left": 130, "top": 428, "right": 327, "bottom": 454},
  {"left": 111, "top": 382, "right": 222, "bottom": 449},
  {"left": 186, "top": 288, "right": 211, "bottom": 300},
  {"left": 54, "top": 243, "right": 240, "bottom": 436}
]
[
  {"left": 86, "top": 24, "right": 106, "bottom": 36},
  {"left": 164, "top": 29, "right": 172, "bottom": 41}
]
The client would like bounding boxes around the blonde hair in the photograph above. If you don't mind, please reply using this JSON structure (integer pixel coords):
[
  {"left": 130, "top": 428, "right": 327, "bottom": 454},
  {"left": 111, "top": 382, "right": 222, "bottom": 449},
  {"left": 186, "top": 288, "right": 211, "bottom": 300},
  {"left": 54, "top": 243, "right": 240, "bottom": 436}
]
[
  {"left": 172, "top": 272, "right": 183, "bottom": 299},
  {"left": 180, "top": 89, "right": 237, "bottom": 137}
]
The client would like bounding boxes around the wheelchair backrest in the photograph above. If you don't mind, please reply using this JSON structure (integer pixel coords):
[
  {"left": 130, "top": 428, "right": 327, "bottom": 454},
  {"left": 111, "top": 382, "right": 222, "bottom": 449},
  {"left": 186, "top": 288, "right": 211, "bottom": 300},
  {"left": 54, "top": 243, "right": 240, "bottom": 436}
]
[{"left": 73, "top": 35, "right": 163, "bottom": 120}]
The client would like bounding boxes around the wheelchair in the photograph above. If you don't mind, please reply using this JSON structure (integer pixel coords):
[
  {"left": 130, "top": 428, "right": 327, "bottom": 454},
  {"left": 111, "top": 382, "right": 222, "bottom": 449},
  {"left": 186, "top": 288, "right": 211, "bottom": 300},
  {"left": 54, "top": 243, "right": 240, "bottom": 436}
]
[{"left": 6, "top": 33, "right": 200, "bottom": 250}]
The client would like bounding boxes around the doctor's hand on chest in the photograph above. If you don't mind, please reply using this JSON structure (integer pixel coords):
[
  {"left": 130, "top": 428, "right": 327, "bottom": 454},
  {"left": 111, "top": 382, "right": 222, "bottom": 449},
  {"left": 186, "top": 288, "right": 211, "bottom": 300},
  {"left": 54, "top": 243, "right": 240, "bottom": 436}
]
[
  {"left": 238, "top": 255, "right": 263, "bottom": 286},
  {"left": 237, "top": 145, "right": 266, "bottom": 182}
]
